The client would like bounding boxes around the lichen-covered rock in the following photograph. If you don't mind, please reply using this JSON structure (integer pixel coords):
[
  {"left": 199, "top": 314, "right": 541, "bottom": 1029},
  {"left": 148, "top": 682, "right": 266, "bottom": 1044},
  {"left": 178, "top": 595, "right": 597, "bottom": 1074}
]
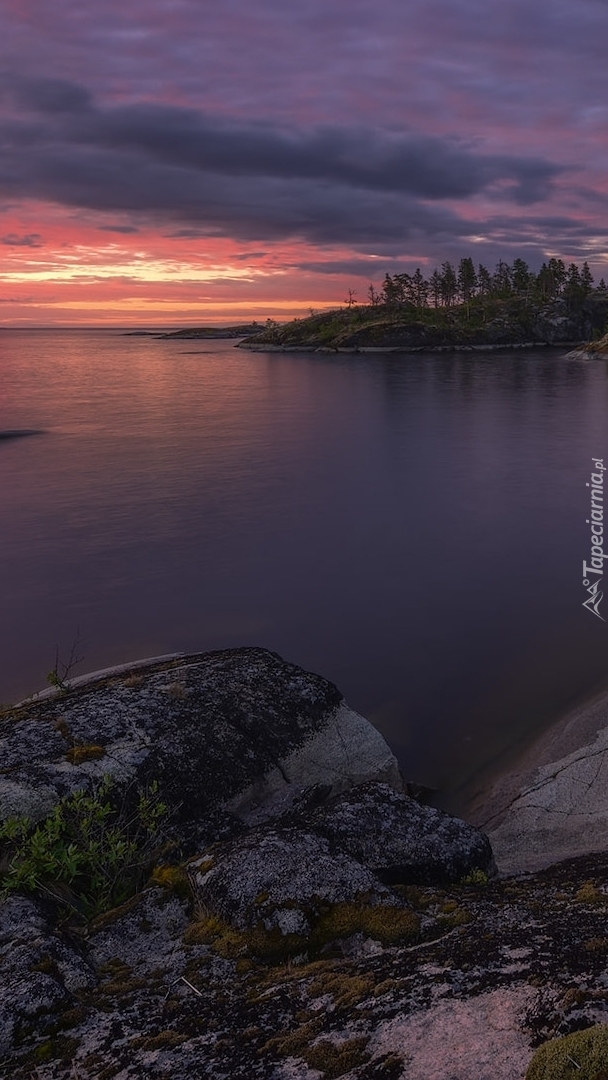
[
  {"left": 190, "top": 826, "right": 392, "bottom": 933},
  {"left": 0, "top": 649, "right": 401, "bottom": 845},
  {"left": 0, "top": 896, "right": 95, "bottom": 1057},
  {"left": 303, "top": 782, "right": 495, "bottom": 885}
]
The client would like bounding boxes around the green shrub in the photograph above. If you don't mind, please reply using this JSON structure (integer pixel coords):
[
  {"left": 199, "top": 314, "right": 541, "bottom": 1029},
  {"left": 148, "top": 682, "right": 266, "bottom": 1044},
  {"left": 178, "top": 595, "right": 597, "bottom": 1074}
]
[
  {"left": 0, "top": 777, "right": 169, "bottom": 919},
  {"left": 526, "top": 1025, "right": 608, "bottom": 1079}
]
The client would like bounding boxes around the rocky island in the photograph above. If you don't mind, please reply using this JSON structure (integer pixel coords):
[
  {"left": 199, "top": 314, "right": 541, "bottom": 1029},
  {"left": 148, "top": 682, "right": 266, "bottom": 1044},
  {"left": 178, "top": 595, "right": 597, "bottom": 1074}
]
[
  {"left": 3, "top": 649, "right": 608, "bottom": 1077},
  {"left": 238, "top": 257, "right": 608, "bottom": 355}
]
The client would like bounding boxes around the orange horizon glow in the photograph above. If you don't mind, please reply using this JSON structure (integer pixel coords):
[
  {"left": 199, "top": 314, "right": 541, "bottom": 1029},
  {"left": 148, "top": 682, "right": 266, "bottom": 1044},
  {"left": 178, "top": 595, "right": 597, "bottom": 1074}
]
[
  {"left": 0, "top": 209, "right": 369, "bottom": 326},
  {"left": 2, "top": 201, "right": 608, "bottom": 328}
]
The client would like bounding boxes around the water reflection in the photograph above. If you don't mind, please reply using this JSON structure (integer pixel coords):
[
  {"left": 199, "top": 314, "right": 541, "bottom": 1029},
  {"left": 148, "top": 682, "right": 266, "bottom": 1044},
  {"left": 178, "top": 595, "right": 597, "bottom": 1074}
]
[{"left": 0, "top": 331, "right": 607, "bottom": 811}]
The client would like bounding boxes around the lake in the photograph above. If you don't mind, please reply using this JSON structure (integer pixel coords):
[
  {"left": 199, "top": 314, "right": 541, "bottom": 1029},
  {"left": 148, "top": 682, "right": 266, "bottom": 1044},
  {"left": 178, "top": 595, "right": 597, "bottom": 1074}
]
[{"left": 1, "top": 328, "right": 607, "bottom": 811}]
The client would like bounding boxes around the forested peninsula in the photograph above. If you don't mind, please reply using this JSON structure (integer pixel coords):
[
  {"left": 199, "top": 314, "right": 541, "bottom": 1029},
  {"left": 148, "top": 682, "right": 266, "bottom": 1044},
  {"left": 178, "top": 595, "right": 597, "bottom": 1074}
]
[{"left": 240, "top": 256, "right": 608, "bottom": 353}]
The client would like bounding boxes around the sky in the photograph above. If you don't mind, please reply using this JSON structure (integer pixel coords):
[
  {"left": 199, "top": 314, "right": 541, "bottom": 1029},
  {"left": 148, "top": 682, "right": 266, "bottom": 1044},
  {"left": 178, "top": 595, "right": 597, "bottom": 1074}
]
[{"left": 1, "top": 0, "right": 608, "bottom": 326}]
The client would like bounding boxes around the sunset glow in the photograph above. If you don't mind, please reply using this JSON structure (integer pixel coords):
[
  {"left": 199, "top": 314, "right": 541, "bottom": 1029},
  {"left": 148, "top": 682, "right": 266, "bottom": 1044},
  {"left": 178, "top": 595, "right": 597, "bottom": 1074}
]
[{"left": 1, "top": 0, "right": 608, "bottom": 325}]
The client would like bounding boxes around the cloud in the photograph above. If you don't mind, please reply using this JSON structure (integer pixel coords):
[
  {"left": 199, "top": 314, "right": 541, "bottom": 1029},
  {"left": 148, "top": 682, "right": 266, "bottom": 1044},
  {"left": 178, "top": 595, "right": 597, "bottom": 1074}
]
[
  {"left": 0, "top": 80, "right": 565, "bottom": 248},
  {"left": 1, "top": 232, "right": 43, "bottom": 246},
  {"left": 97, "top": 223, "right": 139, "bottom": 233}
]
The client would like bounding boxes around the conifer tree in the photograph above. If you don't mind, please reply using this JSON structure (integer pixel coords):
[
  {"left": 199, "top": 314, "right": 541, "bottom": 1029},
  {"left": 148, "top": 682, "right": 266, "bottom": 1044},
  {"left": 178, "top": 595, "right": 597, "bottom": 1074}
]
[{"left": 440, "top": 261, "right": 457, "bottom": 307}]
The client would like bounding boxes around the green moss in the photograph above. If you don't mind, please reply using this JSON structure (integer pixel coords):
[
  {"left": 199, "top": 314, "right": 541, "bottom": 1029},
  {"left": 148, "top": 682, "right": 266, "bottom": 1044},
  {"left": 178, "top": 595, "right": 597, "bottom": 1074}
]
[
  {"left": 184, "top": 900, "right": 419, "bottom": 966},
  {"left": 307, "top": 971, "right": 375, "bottom": 1009},
  {"left": 150, "top": 864, "right": 192, "bottom": 900},
  {"left": 29, "top": 953, "right": 59, "bottom": 976},
  {"left": 122, "top": 674, "right": 144, "bottom": 688},
  {"left": 437, "top": 906, "right": 472, "bottom": 929},
  {"left": 305, "top": 1037, "right": 370, "bottom": 1078},
  {"left": 575, "top": 881, "right": 607, "bottom": 905},
  {"left": 30, "top": 1035, "right": 79, "bottom": 1065},
  {"left": 311, "top": 901, "right": 419, "bottom": 948},
  {"left": 65, "top": 743, "right": 106, "bottom": 764},
  {"left": 164, "top": 682, "right": 187, "bottom": 700},
  {"left": 183, "top": 914, "right": 248, "bottom": 959},
  {"left": 526, "top": 1025, "right": 608, "bottom": 1079},
  {"left": 461, "top": 869, "right": 489, "bottom": 886},
  {"left": 131, "top": 1031, "right": 188, "bottom": 1050},
  {"left": 264, "top": 1018, "right": 325, "bottom": 1060}
]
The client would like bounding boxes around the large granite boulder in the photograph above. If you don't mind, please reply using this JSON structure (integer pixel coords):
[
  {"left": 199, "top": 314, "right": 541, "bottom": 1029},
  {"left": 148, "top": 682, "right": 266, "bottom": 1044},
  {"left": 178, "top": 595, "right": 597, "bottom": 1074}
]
[
  {"left": 0, "top": 648, "right": 401, "bottom": 845},
  {"left": 190, "top": 783, "right": 494, "bottom": 946}
]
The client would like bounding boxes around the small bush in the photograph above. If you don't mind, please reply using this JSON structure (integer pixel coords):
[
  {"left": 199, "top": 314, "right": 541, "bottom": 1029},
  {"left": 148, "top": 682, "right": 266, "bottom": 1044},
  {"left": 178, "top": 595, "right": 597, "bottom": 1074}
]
[{"left": 0, "top": 777, "right": 169, "bottom": 918}]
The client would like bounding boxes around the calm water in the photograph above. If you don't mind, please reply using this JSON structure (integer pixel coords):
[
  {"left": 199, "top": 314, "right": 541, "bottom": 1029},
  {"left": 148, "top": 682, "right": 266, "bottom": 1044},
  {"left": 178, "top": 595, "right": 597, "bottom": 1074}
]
[{"left": 1, "top": 329, "right": 608, "bottom": 809}]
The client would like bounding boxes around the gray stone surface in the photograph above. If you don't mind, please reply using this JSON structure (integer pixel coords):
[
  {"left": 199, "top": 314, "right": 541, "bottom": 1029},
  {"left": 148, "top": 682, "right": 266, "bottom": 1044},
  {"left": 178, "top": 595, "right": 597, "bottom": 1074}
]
[
  {"left": 0, "top": 648, "right": 401, "bottom": 843},
  {"left": 472, "top": 686, "right": 608, "bottom": 874},
  {"left": 0, "top": 646, "right": 512, "bottom": 1079},
  {"left": 303, "top": 782, "right": 495, "bottom": 885},
  {"left": 191, "top": 826, "right": 392, "bottom": 933},
  {"left": 7, "top": 853, "right": 608, "bottom": 1078},
  {"left": 0, "top": 896, "right": 95, "bottom": 1057}
]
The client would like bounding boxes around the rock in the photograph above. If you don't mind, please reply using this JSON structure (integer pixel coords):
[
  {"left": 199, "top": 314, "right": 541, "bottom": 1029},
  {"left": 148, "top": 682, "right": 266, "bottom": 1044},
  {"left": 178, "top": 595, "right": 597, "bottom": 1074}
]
[
  {"left": 368, "top": 986, "right": 538, "bottom": 1080},
  {"left": 190, "top": 826, "right": 393, "bottom": 935},
  {"left": 472, "top": 686, "right": 608, "bottom": 874},
  {"left": 0, "top": 896, "right": 95, "bottom": 1058},
  {"left": 302, "top": 782, "right": 495, "bottom": 885},
  {"left": 0, "top": 648, "right": 401, "bottom": 845},
  {"left": 0, "top": 647, "right": 509, "bottom": 1078},
  {"left": 8, "top": 851, "right": 608, "bottom": 1078},
  {"left": 565, "top": 330, "right": 608, "bottom": 360}
]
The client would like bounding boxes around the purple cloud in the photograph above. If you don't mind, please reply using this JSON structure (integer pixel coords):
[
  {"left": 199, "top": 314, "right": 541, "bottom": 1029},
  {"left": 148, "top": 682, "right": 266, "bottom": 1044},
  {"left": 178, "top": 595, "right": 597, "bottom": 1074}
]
[
  {"left": 1, "top": 232, "right": 43, "bottom": 247},
  {"left": 0, "top": 0, "right": 607, "bottom": 269}
]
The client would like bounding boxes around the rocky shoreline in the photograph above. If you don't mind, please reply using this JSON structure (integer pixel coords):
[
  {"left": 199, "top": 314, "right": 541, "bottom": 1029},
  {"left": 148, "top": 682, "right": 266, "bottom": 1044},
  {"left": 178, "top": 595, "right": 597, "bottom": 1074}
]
[
  {"left": 237, "top": 294, "right": 608, "bottom": 357},
  {"left": 3, "top": 649, "right": 608, "bottom": 1078},
  {"left": 239, "top": 340, "right": 581, "bottom": 356}
]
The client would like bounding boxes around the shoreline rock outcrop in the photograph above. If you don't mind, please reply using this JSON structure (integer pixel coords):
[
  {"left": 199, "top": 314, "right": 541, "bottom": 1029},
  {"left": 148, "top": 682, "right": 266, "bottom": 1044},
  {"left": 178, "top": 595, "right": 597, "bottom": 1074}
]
[
  {"left": 565, "top": 330, "right": 608, "bottom": 360},
  {"left": 3, "top": 649, "right": 608, "bottom": 1079}
]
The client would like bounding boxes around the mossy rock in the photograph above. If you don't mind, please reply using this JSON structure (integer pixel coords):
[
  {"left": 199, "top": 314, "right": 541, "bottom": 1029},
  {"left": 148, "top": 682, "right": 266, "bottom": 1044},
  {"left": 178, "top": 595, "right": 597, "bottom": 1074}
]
[{"left": 526, "top": 1025, "right": 608, "bottom": 1079}]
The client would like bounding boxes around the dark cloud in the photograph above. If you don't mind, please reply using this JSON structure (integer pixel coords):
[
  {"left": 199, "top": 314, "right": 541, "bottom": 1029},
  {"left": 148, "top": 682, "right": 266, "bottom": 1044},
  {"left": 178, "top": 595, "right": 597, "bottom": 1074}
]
[
  {"left": 13, "top": 78, "right": 93, "bottom": 115},
  {"left": 296, "top": 258, "right": 407, "bottom": 276},
  {"left": 97, "top": 223, "right": 139, "bottom": 233},
  {"left": 1, "top": 232, "right": 43, "bottom": 246},
  {"left": 0, "top": 82, "right": 565, "bottom": 248}
]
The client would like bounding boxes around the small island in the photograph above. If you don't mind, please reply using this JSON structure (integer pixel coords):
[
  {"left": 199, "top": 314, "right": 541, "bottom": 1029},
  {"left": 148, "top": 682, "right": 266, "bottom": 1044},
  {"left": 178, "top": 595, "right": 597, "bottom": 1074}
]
[
  {"left": 239, "top": 256, "right": 608, "bottom": 354},
  {"left": 124, "top": 323, "right": 263, "bottom": 340}
]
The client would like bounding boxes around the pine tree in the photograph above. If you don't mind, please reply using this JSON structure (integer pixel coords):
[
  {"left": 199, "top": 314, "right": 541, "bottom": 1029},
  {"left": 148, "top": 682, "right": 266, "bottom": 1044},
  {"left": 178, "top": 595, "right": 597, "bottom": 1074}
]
[
  {"left": 492, "top": 260, "right": 512, "bottom": 296},
  {"left": 511, "top": 258, "right": 532, "bottom": 295},
  {"left": 411, "top": 268, "right": 429, "bottom": 309},
  {"left": 477, "top": 264, "right": 492, "bottom": 297},
  {"left": 394, "top": 272, "right": 413, "bottom": 305},
  {"left": 457, "top": 258, "right": 477, "bottom": 303},
  {"left": 430, "top": 269, "right": 442, "bottom": 308},
  {"left": 381, "top": 274, "right": 399, "bottom": 306},
  {"left": 548, "top": 258, "right": 566, "bottom": 294},
  {"left": 581, "top": 261, "right": 594, "bottom": 296},
  {"left": 440, "top": 261, "right": 457, "bottom": 307}
]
